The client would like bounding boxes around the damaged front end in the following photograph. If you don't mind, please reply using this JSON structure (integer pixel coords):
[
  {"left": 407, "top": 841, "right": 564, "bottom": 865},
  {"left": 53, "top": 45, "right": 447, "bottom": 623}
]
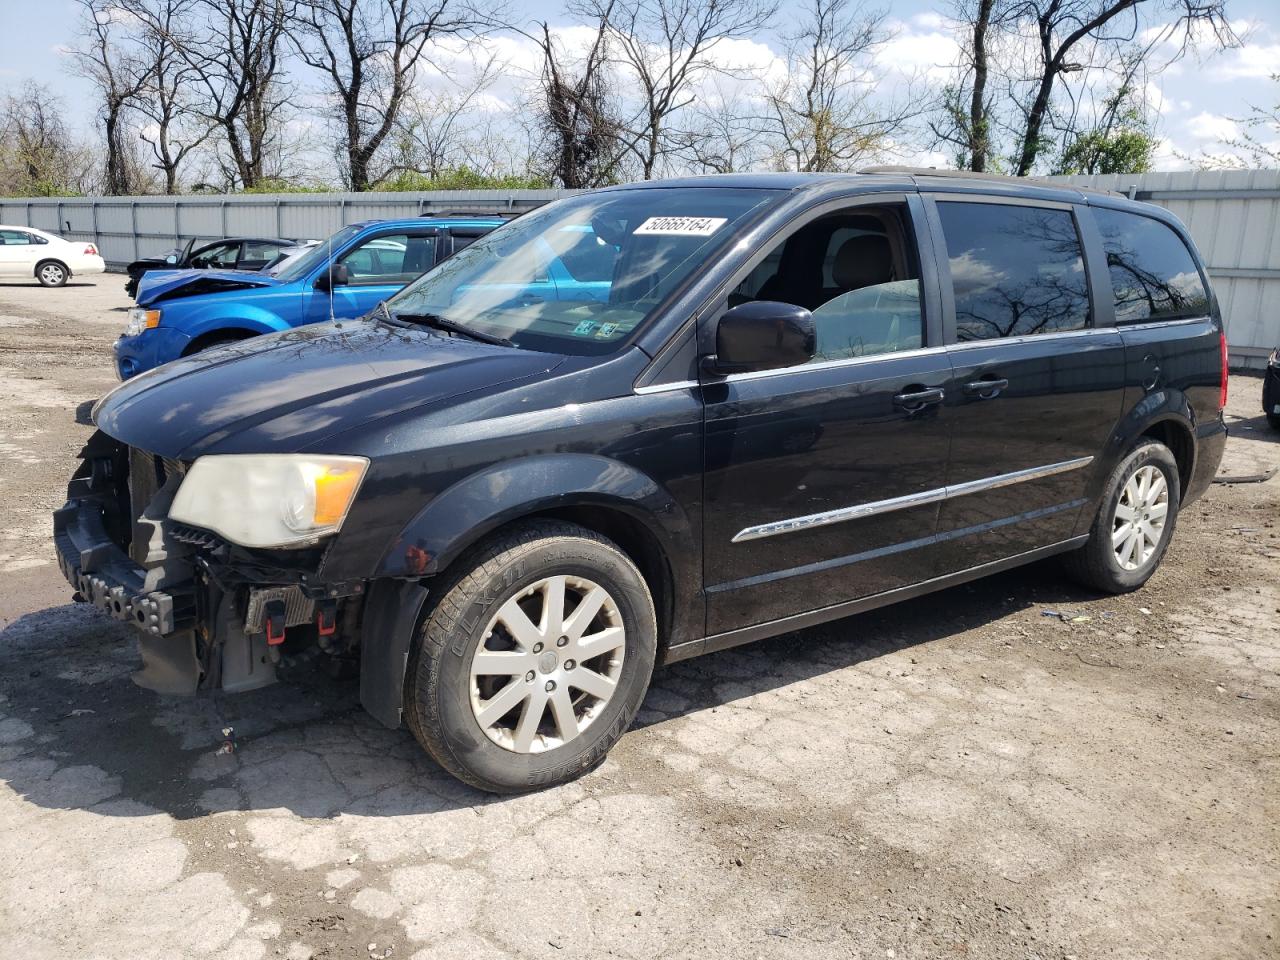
[{"left": 54, "top": 430, "right": 365, "bottom": 696}]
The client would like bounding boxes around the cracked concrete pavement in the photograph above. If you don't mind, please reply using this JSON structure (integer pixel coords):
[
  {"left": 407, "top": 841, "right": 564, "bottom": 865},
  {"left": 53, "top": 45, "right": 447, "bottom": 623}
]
[{"left": 0, "top": 279, "right": 1277, "bottom": 960}]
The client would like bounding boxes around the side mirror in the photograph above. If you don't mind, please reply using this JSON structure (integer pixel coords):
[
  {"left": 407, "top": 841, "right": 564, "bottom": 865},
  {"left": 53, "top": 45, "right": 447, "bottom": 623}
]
[
  {"left": 316, "top": 262, "right": 350, "bottom": 290},
  {"left": 710, "top": 300, "right": 815, "bottom": 374}
]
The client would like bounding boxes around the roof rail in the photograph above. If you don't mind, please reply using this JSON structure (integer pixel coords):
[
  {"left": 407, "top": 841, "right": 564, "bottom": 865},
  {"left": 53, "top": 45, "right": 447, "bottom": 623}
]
[
  {"left": 857, "top": 165, "right": 1122, "bottom": 196},
  {"left": 418, "top": 208, "right": 524, "bottom": 219}
]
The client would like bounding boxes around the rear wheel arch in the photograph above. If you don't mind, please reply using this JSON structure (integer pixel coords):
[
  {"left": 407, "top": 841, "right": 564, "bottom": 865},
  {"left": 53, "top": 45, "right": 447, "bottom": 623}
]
[
  {"left": 1139, "top": 417, "right": 1195, "bottom": 497},
  {"left": 34, "top": 258, "right": 69, "bottom": 286}
]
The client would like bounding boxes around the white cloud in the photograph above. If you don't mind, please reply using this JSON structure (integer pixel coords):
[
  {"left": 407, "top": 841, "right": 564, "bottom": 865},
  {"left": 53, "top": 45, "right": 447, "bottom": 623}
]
[
  {"left": 1209, "top": 41, "right": 1280, "bottom": 81},
  {"left": 877, "top": 21, "right": 961, "bottom": 82},
  {"left": 1185, "top": 111, "right": 1238, "bottom": 141}
]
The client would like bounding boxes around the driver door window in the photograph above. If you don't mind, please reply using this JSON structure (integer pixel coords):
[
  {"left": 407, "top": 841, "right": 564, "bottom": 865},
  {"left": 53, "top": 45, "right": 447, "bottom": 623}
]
[
  {"left": 191, "top": 242, "right": 240, "bottom": 269},
  {"left": 339, "top": 233, "right": 436, "bottom": 285},
  {"left": 730, "top": 205, "right": 925, "bottom": 362}
]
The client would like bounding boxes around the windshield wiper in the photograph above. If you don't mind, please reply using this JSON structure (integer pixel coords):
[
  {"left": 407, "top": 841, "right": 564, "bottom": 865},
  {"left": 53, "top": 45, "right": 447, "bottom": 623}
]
[{"left": 389, "top": 309, "right": 513, "bottom": 347}]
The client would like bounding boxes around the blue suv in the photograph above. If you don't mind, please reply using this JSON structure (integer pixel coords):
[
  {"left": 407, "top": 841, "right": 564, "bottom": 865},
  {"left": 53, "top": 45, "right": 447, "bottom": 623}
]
[{"left": 116, "top": 216, "right": 504, "bottom": 378}]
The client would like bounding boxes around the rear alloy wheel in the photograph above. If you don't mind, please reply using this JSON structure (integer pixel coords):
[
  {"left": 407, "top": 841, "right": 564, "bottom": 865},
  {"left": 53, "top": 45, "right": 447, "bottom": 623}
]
[
  {"left": 37, "top": 261, "right": 68, "bottom": 287},
  {"left": 1111, "top": 465, "right": 1170, "bottom": 571},
  {"left": 404, "top": 520, "right": 656, "bottom": 793},
  {"left": 1063, "top": 439, "right": 1181, "bottom": 593}
]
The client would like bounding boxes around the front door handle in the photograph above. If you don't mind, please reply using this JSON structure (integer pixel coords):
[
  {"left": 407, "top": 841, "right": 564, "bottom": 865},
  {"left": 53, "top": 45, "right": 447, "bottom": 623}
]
[
  {"left": 963, "top": 377, "right": 1009, "bottom": 398},
  {"left": 893, "top": 387, "right": 945, "bottom": 410}
]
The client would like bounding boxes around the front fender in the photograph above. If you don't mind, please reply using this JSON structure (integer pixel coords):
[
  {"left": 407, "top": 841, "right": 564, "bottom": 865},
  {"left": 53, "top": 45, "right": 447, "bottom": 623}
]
[
  {"left": 375, "top": 453, "right": 696, "bottom": 584},
  {"left": 177, "top": 304, "right": 290, "bottom": 340}
]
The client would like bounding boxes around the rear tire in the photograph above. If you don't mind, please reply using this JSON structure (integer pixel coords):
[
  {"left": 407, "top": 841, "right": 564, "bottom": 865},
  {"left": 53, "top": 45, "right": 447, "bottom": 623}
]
[
  {"left": 404, "top": 520, "right": 657, "bottom": 793},
  {"left": 36, "top": 261, "right": 68, "bottom": 287},
  {"left": 1063, "top": 440, "right": 1181, "bottom": 594}
]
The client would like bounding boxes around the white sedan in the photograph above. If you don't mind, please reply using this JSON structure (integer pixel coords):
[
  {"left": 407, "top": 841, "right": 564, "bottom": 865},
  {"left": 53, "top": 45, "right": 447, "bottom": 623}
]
[{"left": 0, "top": 226, "right": 106, "bottom": 287}]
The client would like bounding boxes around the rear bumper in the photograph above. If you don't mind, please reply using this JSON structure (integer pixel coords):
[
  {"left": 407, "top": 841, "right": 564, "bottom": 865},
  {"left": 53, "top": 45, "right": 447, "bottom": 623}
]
[
  {"left": 1264, "top": 364, "right": 1280, "bottom": 417},
  {"left": 71, "top": 256, "right": 106, "bottom": 275},
  {"left": 1186, "top": 414, "right": 1227, "bottom": 505},
  {"left": 114, "top": 327, "right": 192, "bottom": 379}
]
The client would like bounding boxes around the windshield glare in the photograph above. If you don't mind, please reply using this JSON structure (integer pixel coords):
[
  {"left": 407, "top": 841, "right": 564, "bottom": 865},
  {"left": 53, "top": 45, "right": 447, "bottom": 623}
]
[
  {"left": 387, "top": 187, "right": 780, "bottom": 355},
  {"left": 274, "top": 225, "right": 360, "bottom": 283}
]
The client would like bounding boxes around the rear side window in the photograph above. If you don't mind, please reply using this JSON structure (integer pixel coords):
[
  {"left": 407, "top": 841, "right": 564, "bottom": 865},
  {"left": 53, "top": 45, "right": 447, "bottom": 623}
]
[
  {"left": 1092, "top": 207, "right": 1209, "bottom": 323},
  {"left": 937, "top": 202, "right": 1090, "bottom": 341},
  {"left": 0, "top": 230, "right": 34, "bottom": 245}
]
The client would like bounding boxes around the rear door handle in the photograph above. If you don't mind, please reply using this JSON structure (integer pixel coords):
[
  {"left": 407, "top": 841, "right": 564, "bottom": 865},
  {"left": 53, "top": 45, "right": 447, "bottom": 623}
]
[
  {"left": 963, "top": 377, "right": 1009, "bottom": 398},
  {"left": 893, "top": 387, "right": 945, "bottom": 410}
]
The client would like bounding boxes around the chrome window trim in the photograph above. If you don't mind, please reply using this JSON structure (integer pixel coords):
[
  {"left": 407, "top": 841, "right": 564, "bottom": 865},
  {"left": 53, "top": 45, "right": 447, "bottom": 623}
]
[
  {"left": 731, "top": 455, "right": 1094, "bottom": 544},
  {"left": 947, "top": 326, "right": 1108, "bottom": 351},
  {"left": 720, "top": 344, "right": 949, "bottom": 385},
  {"left": 633, "top": 379, "right": 699, "bottom": 395}
]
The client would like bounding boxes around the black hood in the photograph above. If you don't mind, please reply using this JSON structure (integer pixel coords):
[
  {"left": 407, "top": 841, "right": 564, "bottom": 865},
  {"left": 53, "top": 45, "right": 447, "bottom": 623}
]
[{"left": 95, "top": 320, "right": 563, "bottom": 459}]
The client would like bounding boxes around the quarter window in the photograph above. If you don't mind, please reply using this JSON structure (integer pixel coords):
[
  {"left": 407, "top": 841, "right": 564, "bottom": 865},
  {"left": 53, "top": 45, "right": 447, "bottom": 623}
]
[
  {"left": 937, "top": 202, "right": 1090, "bottom": 341},
  {"left": 1092, "top": 207, "right": 1209, "bottom": 323}
]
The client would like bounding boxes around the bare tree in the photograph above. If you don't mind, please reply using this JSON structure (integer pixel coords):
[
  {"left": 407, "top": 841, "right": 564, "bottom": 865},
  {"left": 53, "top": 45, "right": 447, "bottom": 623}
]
[
  {"left": 523, "top": 12, "right": 626, "bottom": 188},
  {"left": 71, "top": 0, "right": 154, "bottom": 194},
  {"left": 671, "top": 82, "right": 765, "bottom": 173},
  {"left": 1201, "top": 73, "right": 1280, "bottom": 168},
  {"left": 130, "top": 0, "right": 215, "bottom": 193},
  {"left": 0, "top": 82, "right": 98, "bottom": 196},
  {"left": 931, "top": 0, "right": 1002, "bottom": 171},
  {"left": 575, "top": 0, "right": 772, "bottom": 179},
  {"left": 763, "top": 0, "right": 913, "bottom": 172},
  {"left": 388, "top": 52, "right": 507, "bottom": 180},
  {"left": 291, "top": 0, "right": 493, "bottom": 190},
  {"left": 128, "top": 0, "right": 294, "bottom": 189},
  {"left": 1004, "top": 0, "right": 1235, "bottom": 176}
]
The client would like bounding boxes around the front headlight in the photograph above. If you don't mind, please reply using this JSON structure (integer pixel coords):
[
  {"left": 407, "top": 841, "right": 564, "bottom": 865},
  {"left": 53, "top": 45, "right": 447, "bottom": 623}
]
[
  {"left": 169, "top": 454, "right": 369, "bottom": 548},
  {"left": 125, "top": 308, "right": 161, "bottom": 336},
  {"left": 1269, "top": 347, "right": 1279, "bottom": 367}
]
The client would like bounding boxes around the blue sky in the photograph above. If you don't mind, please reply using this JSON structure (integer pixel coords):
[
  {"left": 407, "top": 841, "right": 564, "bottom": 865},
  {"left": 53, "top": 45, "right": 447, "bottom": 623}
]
[{"left": 3, "top": 0, "right": 1277, "bottom": 171}]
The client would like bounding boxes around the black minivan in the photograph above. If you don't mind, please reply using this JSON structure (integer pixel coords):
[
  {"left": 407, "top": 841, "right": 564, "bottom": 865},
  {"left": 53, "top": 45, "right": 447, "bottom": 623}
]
[{"left": 55, "top": 170, "right": 1228, "bottom": 792}]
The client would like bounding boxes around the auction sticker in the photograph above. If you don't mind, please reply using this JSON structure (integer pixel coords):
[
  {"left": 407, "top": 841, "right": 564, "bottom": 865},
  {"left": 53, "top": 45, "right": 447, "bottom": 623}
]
[{"left": 633, "top": 216, "right": 727, "bottom": 236}]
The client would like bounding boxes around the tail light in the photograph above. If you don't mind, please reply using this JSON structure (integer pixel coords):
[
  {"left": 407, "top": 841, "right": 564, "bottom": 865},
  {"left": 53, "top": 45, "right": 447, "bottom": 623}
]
[
  {"left": 1219, "top": 330, "right": 1229, "bottom": 410},
  {"left": 83, "top": 244, "right": 98, "bottom": 256}
]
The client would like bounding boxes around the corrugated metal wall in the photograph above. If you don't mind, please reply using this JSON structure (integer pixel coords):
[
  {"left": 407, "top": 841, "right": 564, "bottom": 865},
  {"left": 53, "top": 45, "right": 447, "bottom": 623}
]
[
  {"left": 0, "top": 189, "right": 574, "bottom": 271},
  {"left": 3, "top": 174, "right": 1277, "bottom": 365},
  {"left": 1052, "top": 169, "right": 1280, "bottom": 369}
]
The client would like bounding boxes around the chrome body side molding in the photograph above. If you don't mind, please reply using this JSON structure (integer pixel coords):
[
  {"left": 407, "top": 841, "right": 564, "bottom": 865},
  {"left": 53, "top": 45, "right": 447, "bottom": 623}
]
[{"left": 731, "top": 455, "right": 1095, "bottom": 544}]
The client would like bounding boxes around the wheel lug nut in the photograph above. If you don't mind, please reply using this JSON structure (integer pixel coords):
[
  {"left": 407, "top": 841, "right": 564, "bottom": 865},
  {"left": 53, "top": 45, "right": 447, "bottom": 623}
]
[
  {"left": 525, "top": 671, "right": 535, "bottom": 682},
  {"left": 556, "top": 636, "right": 568, "bottom": 647},
  {"left": 545, "top": 680, "right": 556, "bottom": 692},
  {"left": 564, "top": 660, "right": 576, "bottom": 670},
  {"left": 532, "top": 642, "right": 543, "bottom": 653}
]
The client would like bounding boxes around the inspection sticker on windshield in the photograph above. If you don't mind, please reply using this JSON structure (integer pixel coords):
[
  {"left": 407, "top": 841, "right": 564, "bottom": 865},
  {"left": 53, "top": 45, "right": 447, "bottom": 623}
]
[{"left": 633, "top": 216, "right": 727, "bottom": 237}]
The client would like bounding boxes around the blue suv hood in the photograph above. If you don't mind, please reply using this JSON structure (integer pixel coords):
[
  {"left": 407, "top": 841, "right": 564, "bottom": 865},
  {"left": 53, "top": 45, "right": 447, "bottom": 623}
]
[
  {"left": 137, "top": 268, "right": 278, "bottom": 305},
  {"left": 94, "top": 319, "right": 564, "bottom": 459}
]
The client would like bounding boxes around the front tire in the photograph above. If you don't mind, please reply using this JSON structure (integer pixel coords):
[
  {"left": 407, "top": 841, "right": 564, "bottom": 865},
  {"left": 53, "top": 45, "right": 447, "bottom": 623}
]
[
  {"left": 36, "top": 261, "right": 68, "bottom": 287},
  {"left": 1063, "top": 440, "right": 1181, "bottom": 593},
  {"left": 404, "top": 520, "right": 657, "bottom": 793}
]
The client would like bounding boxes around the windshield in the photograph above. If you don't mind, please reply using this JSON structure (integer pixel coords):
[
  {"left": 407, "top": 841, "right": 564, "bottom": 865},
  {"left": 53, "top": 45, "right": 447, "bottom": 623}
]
[
  {"left": 273, "top": 225, "right": 361, "bottom": 283},
  {"left": 387, "top": 187, "right": 781, "bottom": 355}
]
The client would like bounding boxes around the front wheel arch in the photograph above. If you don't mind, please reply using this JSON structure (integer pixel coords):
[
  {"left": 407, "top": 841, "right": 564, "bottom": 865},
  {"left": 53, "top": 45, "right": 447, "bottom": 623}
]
[{"left": 181, "top": 327, "right": 259, "bottom": 356}]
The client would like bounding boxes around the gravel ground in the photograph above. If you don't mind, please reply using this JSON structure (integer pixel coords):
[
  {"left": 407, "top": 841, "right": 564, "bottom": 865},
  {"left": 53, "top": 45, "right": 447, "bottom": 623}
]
[{"left": 0, "top": 277, "right": 1277, "bottom": 960}]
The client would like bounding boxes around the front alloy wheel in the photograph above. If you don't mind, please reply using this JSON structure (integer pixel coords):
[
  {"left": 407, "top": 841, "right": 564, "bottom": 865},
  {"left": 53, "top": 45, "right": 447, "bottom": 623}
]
[
  {"left": 470, "top": 574, "right": 626, "bottom": 754},
  {"left": 404, "top": 520, "right": 657, "bottom": 793}
]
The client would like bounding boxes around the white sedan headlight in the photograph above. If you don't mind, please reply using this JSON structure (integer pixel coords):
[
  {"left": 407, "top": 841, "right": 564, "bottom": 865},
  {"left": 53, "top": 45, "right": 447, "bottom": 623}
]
[
  {"left": 169, "top": 455, "right": 369, "bottom": 548},
  {"left": 125, "top": 307, "right": 161, "bottom": 336}
]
